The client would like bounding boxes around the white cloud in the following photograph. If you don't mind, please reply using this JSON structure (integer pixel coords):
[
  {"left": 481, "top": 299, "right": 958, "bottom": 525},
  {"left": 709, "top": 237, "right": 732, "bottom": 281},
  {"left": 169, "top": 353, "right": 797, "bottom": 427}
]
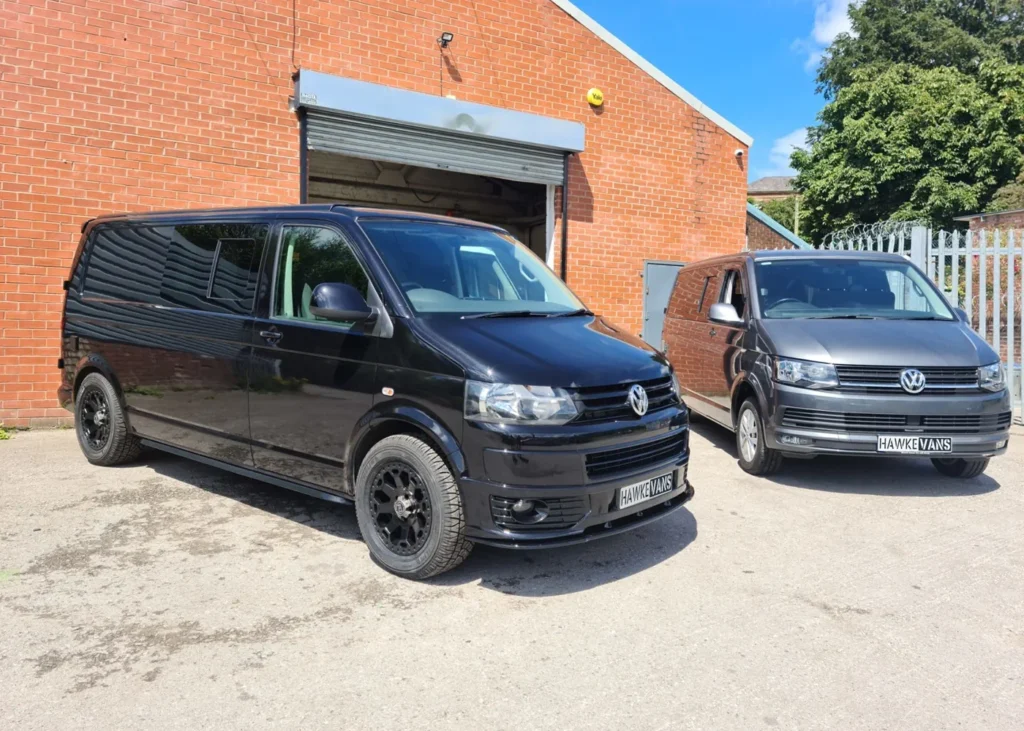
[
  {"left": 757, "top": 128, "right": 809, "bottom": 178},
  {"left": 796, "top": 0, "right": 855, "bottom": 71}
]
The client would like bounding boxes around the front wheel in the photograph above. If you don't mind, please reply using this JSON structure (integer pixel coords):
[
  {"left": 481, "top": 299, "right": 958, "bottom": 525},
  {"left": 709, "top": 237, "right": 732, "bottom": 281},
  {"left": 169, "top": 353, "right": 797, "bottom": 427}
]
[
  {"left": 354, "top": 435, "right": 472, "bottom": 580},
  {"left": 931, "top": 457, "right": 990, "bottom": 479},
  {"left": 736, "top": 398, "right": 783, "bottom": 476}
]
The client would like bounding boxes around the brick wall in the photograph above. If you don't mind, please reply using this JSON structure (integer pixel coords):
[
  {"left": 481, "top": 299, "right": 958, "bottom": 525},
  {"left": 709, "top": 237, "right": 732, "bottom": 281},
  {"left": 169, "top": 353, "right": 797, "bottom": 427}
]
[
  {"left": 965, "top": 211, "right": 1024, "bottom": 232},
  {"left": 1, "top": 0, "right": 748, "bottom": 426},
  {"left": 746, "top": 212, "right": 796, "bottom": 251}
]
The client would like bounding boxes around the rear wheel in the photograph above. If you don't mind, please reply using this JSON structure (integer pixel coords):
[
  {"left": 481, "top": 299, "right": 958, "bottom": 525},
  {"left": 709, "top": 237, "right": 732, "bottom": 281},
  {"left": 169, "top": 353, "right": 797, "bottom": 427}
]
[
  {"left": 736, "top": 398, "right": 783, "bottom": 476},
  {"left": 354, "top": 435, "right": 472, "bottom": 580},
  {"left": 931, "top": 457, "right": 990, "bottom": 479},
  {"left": 74, "top": 372, "right": 142, "bottom": 466}
]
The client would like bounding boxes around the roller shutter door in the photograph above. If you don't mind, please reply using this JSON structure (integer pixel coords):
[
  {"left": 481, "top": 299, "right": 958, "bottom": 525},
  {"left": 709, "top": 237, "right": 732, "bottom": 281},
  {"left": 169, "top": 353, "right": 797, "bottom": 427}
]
[{"left": 305, "top": 110, "right": 566, "bottom": 186}]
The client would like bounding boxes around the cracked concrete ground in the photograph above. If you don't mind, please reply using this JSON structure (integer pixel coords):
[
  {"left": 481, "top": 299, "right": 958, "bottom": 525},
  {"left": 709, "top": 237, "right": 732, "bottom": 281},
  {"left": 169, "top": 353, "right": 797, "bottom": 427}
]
[{"left": 1, "top": 424, "right": 1022, "bottom": 729}]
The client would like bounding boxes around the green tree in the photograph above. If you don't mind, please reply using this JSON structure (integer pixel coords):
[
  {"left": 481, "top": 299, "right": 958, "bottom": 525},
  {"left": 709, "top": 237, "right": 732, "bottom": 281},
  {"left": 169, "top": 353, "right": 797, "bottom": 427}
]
[
  {"left": 794, "top": 1, "right": 1024, "bottom": 243},
  {"left": 751, "top": 196, "right": 799, "bottom": 233},
  {"left": 988, "top": 171, "right": 1024, "bottom": 211}
]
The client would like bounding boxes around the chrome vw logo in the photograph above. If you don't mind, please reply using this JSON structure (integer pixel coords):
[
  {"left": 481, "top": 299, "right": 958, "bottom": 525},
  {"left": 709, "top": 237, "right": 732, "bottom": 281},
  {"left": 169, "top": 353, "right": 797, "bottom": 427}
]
[
  {"left": 628, "top": 384, "right": 649, "bottom": 416},
  {"left": 899, "top": 368, "right": 926, "bottom": 394}
]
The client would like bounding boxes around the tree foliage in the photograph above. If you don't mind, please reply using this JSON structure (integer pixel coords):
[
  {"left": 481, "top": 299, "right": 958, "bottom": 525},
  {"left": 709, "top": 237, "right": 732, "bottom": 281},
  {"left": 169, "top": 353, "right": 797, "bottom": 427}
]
[
  {"left": 794, "top": 0, "right": 1024, "bottom": 243},
  {"left": 988, "top": 171, "right": 1024, "bottom": 211},
  {"left": 751, "top": 196, "right": 799, "bottom": 233}
]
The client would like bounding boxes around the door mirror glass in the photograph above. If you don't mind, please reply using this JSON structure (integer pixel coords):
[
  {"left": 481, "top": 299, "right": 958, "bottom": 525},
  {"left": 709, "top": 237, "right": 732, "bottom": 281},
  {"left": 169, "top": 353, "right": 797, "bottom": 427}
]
[
  {"left": 708, "top": 302, "right": 743, "bottom": 326},
  {"left": 308, "top": 282, "right": 375, "bottom": 323}
]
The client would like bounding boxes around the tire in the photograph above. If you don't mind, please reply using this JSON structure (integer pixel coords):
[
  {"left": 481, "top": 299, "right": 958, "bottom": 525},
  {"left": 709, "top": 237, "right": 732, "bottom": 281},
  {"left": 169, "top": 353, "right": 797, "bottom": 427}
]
[
  {"left": 735, "top": 397, "right": 783, "bottom": 476},
  {"left": 74, "top": 372, "right": 142, "bottom": 466},
  {"left": 931, "top": 457, "right": 990, "bottom": 479},
  {"left": 354, "top": 434, "right": 472, "bottom": 580}
]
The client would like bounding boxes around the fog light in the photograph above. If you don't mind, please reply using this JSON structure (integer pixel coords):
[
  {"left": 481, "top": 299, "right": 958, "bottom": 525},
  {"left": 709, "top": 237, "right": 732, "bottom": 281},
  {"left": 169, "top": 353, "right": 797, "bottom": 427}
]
[
  {"left": 512, "top": 499, "right": 533, "bottom": 514},
  {"left": 998, "top": 439, "right": 1008, "bottom": 449},
  {"left": 780, "top": 435, "right": 811, "bottom": 446},
  {"left": 509, "top": 499, "right": 548, "bottom": 524}
]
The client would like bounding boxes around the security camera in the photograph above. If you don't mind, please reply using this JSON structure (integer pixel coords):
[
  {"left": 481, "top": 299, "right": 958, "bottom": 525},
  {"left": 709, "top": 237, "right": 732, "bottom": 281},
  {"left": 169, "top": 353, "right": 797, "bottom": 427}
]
[{"left": 735, "top": 149, "right": 745, "bottom": 157}]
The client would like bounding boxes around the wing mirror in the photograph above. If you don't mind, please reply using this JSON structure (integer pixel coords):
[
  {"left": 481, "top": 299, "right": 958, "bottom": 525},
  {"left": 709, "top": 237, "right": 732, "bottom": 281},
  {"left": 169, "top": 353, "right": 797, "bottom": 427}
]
[
  {"left": 309, "top": 282, "right": 377, "bottom": 323},
  {"left": 708, "top": 302, "right": 743, "bottom": 326},
  {"left": 954, "top": 307, "right": 969, "bottom": 323}
]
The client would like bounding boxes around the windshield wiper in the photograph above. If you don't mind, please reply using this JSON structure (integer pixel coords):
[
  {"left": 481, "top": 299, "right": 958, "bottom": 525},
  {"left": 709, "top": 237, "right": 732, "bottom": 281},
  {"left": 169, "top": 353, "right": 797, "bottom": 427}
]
[
  {"left": 805, "top": 314, "right": 879, "bottom": 320},
  {"left": 462, "top": 310, "right": 551, "bottom": 320},
  {"left": 549, "top": 308, "right": 594, "bottom": 317}
]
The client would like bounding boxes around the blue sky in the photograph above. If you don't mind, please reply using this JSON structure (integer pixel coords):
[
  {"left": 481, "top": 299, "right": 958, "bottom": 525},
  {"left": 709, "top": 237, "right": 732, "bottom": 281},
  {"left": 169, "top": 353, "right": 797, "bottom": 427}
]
[{"left": 570, "top": 0, "right": 854, "bottom": 182}]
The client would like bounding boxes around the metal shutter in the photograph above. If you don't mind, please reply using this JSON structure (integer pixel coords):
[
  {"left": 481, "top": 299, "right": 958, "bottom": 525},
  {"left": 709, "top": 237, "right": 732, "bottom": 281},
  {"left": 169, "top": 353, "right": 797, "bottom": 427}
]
[{"left": 306, "top": 110, "right": 566, "bottom": 185}]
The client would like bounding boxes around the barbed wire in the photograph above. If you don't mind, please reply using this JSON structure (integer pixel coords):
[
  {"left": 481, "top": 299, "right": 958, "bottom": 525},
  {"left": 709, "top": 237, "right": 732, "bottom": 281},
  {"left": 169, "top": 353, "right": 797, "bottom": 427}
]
[{"left": 822, "top": 219, "right": 927, "bottom": 248}]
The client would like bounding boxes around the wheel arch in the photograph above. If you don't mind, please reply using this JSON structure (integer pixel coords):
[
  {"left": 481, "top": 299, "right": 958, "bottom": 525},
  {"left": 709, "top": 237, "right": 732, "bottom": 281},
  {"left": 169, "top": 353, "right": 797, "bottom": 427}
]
[
  {"left": 72, "top": 354, "right": 126, "bottom": 408},
  {"left": 346, "top": 404, "right": 466, "bottom": 496},
  {"left": 730, "top": 374, "right": 769, "bottom": 430}
]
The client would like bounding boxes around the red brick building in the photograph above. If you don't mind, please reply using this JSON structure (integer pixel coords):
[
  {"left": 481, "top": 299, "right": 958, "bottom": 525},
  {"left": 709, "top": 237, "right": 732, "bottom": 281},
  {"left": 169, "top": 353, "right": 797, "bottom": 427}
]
[{"left": 1, "top": 0, "right": 751, "bottom": 426}]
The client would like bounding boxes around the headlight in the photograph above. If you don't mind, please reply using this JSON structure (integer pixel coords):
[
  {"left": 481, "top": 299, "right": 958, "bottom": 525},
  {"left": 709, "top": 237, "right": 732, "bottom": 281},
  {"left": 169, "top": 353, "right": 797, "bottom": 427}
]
[
  {"left": 978, "top": 362, "right": 1006, "bottom": 392},
  {"left": 465, "top": 381, "right": 578, "bottom": 425},
  {"left": 774, "top": 358, "right": 838, "bottom": 389},
  {"left": 670, "top": 371, "right": 681, "bottom": 400}
]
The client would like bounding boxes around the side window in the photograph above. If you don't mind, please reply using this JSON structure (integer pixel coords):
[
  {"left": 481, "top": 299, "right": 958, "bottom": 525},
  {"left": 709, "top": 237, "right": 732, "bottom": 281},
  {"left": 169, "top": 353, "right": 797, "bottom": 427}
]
[
  {"left": 273, "top": 226, "right": 370, "bottom": 329},
  {"left": 82, "top": 224, "right": 172, "bottom": 304},
  {"left": 721, "top": 269, "right": 747, "bottom": 321},
  {"left": 697, "top": 276, "right": 711, "bottom": 313},
  {"left": 161, "top": 223, "right": 267, "bottom": 314}
]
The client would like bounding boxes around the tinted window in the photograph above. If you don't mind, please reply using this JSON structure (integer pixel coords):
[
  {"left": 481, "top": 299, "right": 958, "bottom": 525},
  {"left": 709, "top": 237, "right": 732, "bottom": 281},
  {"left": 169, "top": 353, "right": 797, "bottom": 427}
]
[
  {"left": 82, "top": 224, "right": 171, "bottom": 303},
  {"left": 754, "top": 259, "right": 954, "bottom": 320},
  {"left": 161, "top": 223, "right": 267, "bottom": 314},
  {"left": 273, "top": 226, "right": 369, "bottom": 328},
  {"left": 722, "top": 270, "right": 747, "bottom": 320}
]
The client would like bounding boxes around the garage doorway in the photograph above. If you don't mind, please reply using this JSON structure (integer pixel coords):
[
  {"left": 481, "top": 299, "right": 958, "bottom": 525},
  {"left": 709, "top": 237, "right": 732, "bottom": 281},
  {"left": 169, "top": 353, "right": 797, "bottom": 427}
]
[{"left": 306, "top": 150, "right": 552, "bottom": 262}]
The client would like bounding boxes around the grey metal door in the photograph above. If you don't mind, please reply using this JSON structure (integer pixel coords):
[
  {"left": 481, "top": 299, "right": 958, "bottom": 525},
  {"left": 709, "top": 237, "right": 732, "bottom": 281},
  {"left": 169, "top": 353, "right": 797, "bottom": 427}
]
[{"left": 642, "top": 260, "right": 685, "bottom": 348}]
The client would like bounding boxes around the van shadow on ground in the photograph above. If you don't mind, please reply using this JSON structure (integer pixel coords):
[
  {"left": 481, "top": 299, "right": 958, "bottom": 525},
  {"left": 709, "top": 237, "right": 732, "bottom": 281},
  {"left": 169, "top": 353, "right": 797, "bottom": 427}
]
[
  {"left": 140, "top": 451, "right": 697, "bottom": 597},
  {"left": 688, "top": 416, "right": 1000, "bottom": 497}
]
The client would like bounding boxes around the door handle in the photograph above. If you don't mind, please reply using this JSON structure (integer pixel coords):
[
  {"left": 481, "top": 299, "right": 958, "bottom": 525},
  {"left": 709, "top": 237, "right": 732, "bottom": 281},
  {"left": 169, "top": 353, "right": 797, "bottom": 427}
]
[
  {"left": 709, "top": 328, "right": 717, "bottom": 337},
  {"left": 259, "top": 329, "right": 283, "bottom": 344}
]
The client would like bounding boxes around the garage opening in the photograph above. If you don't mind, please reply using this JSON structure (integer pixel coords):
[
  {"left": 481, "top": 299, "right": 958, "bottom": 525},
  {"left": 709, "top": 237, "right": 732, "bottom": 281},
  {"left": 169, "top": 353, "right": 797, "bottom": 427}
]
[{"left": 305, "top": 150, "right": 551, "bottom": 261}]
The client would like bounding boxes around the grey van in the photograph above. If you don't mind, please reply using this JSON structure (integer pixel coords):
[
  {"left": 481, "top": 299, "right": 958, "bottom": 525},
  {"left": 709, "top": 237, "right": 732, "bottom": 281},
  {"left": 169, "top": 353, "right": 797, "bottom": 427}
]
[{"left": 663, "top": 250, "right": 1011, "bottom": 477}]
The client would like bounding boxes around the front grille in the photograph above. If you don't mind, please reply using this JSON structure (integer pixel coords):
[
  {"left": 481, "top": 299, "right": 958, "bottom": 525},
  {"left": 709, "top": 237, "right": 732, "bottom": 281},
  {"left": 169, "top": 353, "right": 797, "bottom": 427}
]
[
  {"left": 585, "top": 430, "right": 687, "bottom": 480},
  {"left": 490, "top": 495, "right": 587, "bottom": 532},
  {"left": 783, "top": 408, "right": 1012, "bottom": 434},
  {"left": 782, "top": 408, "right": 907, "bottom": 432},
  {"left": 920, "top": 413, "right": 1012, "bottom": 433},
  {"left": 573, "top": 376, "right": 678, "bottom": 423},
  {"left": 834, "top": 365, "right": 979, "bottom": 393}
]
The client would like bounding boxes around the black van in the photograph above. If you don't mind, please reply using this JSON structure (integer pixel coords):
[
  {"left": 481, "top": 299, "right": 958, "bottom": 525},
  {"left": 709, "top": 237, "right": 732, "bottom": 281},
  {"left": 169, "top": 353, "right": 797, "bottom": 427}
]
[{"left": 59, "top": 206, "right": 692, "bottom": 578}]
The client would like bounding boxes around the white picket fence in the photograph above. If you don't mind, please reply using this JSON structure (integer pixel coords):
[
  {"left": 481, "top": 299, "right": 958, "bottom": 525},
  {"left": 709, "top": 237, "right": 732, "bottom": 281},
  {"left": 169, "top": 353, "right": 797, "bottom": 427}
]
[{"left": 825, "top": 225, "right": 1024, "bottom": 415}]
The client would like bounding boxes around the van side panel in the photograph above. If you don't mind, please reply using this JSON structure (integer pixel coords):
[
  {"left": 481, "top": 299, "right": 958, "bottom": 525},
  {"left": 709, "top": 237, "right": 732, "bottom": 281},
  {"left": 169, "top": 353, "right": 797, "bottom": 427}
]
[{"left": 64, "top": 220, "right": 267, "bottom": 467}]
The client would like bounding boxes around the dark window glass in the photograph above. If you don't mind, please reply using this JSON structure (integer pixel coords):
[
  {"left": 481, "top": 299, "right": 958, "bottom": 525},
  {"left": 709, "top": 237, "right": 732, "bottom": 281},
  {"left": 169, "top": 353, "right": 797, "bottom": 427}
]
[
  {"left": 82, "top": 224, "right": 171, "bottom": 303},
  {"left": 274, "top": 226, "right": 369, "bottom": 328},
  {"left": 697, "top": 276, "right": 711, "bottom": 313},
  {"left": 160, "top": 223, "right": 266, "bottom": 313},
  {"left": 209, "top": 239, "right": 258, "bottom": 303},
  {"left": 723, "top": 270, "right": 747, "bottom": 320}
]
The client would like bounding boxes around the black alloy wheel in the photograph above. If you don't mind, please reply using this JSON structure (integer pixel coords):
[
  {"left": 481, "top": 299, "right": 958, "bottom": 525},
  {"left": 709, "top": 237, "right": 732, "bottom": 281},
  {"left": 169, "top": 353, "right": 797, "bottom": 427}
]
[
  {"left": 368, "top": 461, "right": 434, "bottom": 556},
  {"left": 79, "top": 386, "right": 112, "bottom": 451}
]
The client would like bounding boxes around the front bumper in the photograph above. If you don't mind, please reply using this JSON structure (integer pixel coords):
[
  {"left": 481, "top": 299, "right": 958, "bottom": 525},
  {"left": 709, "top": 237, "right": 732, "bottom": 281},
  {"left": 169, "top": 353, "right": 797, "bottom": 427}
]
[
  {"left": 766, "top": 384, "right": 1012, "bottom": 458},
  {"left": 460, "top": 455, "right": 692, "bottom": 548}
]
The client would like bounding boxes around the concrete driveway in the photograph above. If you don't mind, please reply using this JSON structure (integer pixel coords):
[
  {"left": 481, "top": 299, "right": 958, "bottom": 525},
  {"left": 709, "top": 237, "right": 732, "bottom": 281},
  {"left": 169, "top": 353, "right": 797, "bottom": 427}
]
[{"left": 1, "top": 424, "right": 1022, "bottom": 730}]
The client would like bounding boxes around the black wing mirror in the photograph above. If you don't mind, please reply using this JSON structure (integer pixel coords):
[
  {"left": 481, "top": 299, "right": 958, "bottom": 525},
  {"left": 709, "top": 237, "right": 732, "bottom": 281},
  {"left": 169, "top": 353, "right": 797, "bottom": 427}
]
[
  {"left": 309, "top": 282, "right": 377, "bottom": 323},
  {"left": 708, "top": 302, "right": 743, "bottom": 326}
]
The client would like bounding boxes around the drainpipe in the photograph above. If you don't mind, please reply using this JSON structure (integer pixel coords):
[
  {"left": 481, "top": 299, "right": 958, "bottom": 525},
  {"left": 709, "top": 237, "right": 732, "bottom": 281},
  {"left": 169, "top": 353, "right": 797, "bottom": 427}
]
[{"left": 560, "top": 153, "right": 570, "bottom": 282}]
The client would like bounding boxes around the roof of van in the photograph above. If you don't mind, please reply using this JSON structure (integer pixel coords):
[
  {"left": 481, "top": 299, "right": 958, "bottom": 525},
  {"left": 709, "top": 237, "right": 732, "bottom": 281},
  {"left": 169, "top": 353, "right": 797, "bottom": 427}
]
[
  {"left": 688, "top": 249, "right": 910, "bottom": 269},
  {"left": 85, "top": 204, "right": 504, "bottom": 230}
]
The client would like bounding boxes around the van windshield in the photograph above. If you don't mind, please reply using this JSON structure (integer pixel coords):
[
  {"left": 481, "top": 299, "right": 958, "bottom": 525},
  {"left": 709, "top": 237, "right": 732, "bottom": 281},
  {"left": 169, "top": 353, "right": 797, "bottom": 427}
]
[
  {"left": 754, "top": 259, "right": 955, "bottom": 320},
  {"left": 359, "top": 220, "right": 585, "bottom": 315}
]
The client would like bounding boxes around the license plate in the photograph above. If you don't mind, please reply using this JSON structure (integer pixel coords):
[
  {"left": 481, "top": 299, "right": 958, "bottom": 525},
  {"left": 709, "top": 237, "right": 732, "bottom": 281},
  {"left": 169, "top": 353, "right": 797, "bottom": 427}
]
[
  {"left": 618, "top": 472, "right": 675, "bottom": 510},
  {"left": 877, "top": 436, "right": 953, "bottom": 454}
]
